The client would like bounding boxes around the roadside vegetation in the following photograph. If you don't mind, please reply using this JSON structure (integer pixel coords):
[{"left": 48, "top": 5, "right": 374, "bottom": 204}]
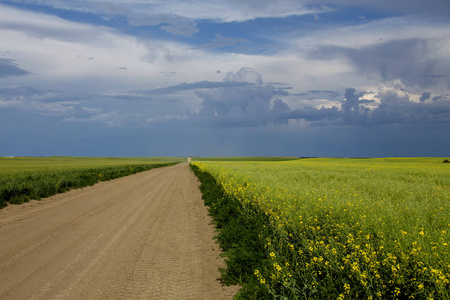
[
  {"left": 0, "top": 156, "right": 184, "bottom": 208},
  {"left": 191, "top": 157, "right": 449, "bottom": 299}
]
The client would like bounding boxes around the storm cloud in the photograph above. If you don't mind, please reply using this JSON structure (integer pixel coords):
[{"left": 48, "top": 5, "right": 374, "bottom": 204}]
[
  {"left": 309, "top": 39, "right": 450, "bottom": 89},
  {"left": 288, "top": 83, "right": 450, "bottom": 126},
  {"left": 0, "top": 58, "right": 30, "bottom": 78},
  {"left": 191, "top": 68, "right": 290, "bottom": 126},
  {"left": 184, "top": 69, "right": 450, "bottom": 128}
]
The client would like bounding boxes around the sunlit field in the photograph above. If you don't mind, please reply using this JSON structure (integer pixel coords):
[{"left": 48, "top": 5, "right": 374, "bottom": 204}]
[
  {"left": 0, "top": 156, "right": 184, "bottom": 207},
  {"left": 191, "top": 157, "right": 302, "bottom": 162},
  {"left": 191, "top": 158, "right": 449, "bottom": 299}
]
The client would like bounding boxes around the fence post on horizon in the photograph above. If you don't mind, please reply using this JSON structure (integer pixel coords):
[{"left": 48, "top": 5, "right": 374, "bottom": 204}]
[{"left": 187, "top": 156, "right": 191, "bottom": 165}]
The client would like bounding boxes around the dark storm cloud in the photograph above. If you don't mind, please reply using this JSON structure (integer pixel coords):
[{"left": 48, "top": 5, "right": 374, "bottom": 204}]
[
  {"left": 4, "top": 69, "right": 448, "bottom": 130},
  {"left": 293, "top": 90, "right": 340, "bottom": 99},
  {"left": 193, "top": 83, "right": 449, "bottom": 128},
  {"left": 187, "top": 68, "right": 450, "bottom": 128},
  {"left": 187, "top": 68, "right": 291, "bottom": 127},
  {"left": 309, "top": 39, "right": 450, "bottom": 89},
  {"left": 342, "top": 88, "right": 362, "bottom": 113},
  {"left": 272, "top": 99, "right": 291, "bottom": 125},
  {"left": 193, "top": 84, "right": 290, "bottom": 127},
  {"left": 420, "top": 92, "right": 431, "bottom": 102},
  {"left": 297, "top": 87, "right": 450, "bottom": 126},
  {"left": 0, "top": 58, "right": 31, "bottom": 78}
]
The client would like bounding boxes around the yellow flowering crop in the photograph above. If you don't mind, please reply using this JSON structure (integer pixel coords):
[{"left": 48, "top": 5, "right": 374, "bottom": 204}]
[{"left": 192, "top": 157, "right": 449, "bottom": 299}]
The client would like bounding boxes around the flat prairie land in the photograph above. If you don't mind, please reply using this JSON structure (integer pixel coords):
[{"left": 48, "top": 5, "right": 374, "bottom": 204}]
[
  {"left": 191, "top": 157, "right": 449, "bottom": 299},
  {"left": 0, "top": 156, "right": 185, "bottom": 207},
  {"left": 0, "top": 156, "right": 185, "bottom": 171},
  {"left": 0, "top": 163, "right": 238, "bottom": 299}
]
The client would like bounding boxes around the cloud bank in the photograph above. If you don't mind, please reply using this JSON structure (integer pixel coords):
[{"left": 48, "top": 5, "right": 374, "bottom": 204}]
[
  {"left": 191, "top": 69, "right": 450, "bottom": 127},
  {"left": 2, "top": 67, "right": 448, "bottom": 130}
]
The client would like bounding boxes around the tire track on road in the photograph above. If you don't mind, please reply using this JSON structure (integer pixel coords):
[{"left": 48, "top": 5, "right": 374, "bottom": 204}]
[{"left": 0, "top": 163, "right": 239, "bottom": 299}]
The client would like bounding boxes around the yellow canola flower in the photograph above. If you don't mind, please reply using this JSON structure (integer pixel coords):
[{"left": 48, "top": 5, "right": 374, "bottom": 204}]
[{"left": 193, "top": 158, "right": 449, "bottom": 299}]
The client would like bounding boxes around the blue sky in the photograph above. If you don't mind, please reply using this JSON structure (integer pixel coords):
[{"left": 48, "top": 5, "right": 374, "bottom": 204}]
[{"left": 0, "top": 0, "right": 449, "bottom": 157}]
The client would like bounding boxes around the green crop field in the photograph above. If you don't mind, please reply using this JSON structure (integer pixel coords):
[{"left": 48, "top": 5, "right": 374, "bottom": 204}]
[
  {"left": 0, "top": 156, "right": 185, "bottom": 208},
  {"left": 191, "top": 156, "right": 302, "bottom": 162},
  {"left": 191, "top": 157, "right": 449, "bottom": 299}
]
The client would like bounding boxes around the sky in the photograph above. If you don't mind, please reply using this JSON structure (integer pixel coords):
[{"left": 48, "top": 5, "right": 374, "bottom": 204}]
[{"left": 0, "top": 0, "right": 449, "bottom": 157}]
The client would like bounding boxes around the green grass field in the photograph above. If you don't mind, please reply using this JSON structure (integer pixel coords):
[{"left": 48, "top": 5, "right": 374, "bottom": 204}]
[
  {"left": 191, "top": 157, "right": 449, "bottom": 299},
  {"left": 0, "top": 156, "right": 185, "bottom": 207}
]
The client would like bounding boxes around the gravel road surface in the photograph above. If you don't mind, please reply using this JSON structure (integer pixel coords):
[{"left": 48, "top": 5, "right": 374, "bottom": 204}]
[{"left": 0, "top": 163, "right": 238, "bottom": 299}]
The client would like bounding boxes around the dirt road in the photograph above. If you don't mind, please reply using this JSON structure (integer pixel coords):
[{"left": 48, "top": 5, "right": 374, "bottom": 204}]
[{"left": 0, "top": 163, "right": 239, "bottom": 299}]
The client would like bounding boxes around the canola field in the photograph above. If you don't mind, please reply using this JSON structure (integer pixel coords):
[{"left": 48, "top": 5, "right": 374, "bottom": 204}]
[
  {"left": 191, "top": 158, "right": 449, "bottom": 299},
  {"left": 0, "top": 156, "right": 184, "bottom": 207}
]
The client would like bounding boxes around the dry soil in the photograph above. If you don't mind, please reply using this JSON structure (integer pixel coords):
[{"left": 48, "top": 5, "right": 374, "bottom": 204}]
[{"left": 0, "top": 163, "right": 239, "bottom": 299}]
